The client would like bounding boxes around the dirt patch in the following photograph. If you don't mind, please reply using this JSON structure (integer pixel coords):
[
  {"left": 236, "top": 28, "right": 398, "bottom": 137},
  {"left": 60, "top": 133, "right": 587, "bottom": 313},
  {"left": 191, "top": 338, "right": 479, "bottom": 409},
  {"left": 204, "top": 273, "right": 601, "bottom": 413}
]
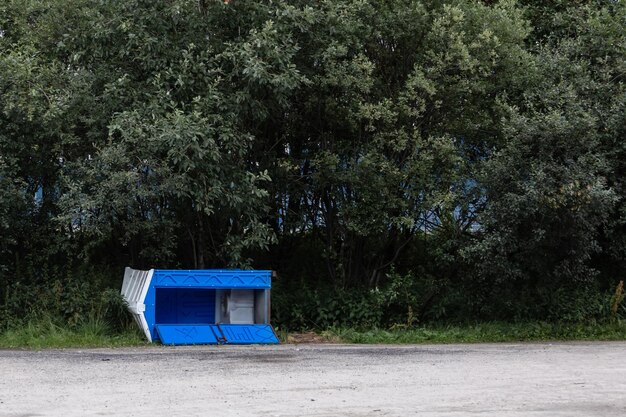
[{"left": 286, "top": 331, "right": 340, "bottom": 344}]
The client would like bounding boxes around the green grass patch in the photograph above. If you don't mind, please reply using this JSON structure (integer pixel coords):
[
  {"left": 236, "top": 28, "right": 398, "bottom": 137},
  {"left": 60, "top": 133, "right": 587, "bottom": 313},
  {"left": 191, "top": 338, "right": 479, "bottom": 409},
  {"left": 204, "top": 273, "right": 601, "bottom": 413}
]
[
  {"left": 325, "top": 321, "right": 626, "bottom": 344},
  {"left": 4, "top": 319, "right": 626, "bottom": 349},
  {"left": 0, "top": 317, "right": 147, "bottom": 349}
]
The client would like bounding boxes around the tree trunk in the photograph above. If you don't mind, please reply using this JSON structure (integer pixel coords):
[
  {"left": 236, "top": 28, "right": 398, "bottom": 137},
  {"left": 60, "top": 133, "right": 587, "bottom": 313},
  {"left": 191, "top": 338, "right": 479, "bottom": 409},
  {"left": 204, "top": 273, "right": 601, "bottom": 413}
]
[
  {"left": 196, "top": 212, "right": 206, "bottom": 269},
  {"left": 188, "top": 227, "right": 197, "bottom": 268}
]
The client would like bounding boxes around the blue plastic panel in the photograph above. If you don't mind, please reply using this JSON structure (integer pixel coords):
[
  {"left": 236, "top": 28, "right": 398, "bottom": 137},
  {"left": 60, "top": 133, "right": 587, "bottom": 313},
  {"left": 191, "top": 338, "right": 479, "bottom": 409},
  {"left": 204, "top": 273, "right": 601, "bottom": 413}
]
[
  {"left": 155, "top": 288, "right": 216, "bottom": 324},
  {"left": 153, "top": 270, "right": 272, "bottom": 289},
  {"left": 156, "top": 325, "right": 219, "bottom": 345},
  {"left": 217, "top": 324, "right": 279, "bottom": 344}
]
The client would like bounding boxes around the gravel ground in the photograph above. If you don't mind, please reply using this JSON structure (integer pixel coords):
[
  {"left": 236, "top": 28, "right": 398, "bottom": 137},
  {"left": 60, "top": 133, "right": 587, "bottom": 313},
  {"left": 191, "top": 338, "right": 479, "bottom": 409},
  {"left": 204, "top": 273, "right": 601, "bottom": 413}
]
[{"left": 1, "top": 342, "right": 626, "bottom": 416}]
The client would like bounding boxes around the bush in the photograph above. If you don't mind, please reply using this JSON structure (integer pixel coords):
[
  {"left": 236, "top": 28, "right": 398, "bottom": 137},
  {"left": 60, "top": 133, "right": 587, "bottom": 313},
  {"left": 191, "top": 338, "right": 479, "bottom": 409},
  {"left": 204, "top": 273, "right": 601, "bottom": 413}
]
[
  {"left": 273, "top": 270, "right": 441, "bottom": 331},
  {"left": 0, "top": 266, "right": 134, "bottom": 332}
]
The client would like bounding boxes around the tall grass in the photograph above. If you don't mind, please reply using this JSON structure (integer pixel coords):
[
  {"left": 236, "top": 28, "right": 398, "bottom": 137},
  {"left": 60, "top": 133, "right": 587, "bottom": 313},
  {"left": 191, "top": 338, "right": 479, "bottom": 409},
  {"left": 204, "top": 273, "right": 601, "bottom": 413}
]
[{"left": 0, "top": 315, "right": 146, "bottom": 349}]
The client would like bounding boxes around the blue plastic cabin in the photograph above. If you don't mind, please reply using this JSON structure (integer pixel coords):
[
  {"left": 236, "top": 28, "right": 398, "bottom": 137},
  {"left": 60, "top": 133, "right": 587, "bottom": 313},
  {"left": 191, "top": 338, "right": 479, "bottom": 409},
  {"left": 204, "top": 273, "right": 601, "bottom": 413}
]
[{"left": 121, "top": 268, "right": 279, "bottom": 345}]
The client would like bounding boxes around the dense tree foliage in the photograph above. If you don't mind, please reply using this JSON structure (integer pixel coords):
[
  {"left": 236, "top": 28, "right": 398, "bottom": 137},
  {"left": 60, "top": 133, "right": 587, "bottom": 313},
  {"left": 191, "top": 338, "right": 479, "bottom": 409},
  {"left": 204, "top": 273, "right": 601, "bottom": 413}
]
[{"left": 1, "top": 0, "right": 624, "bottom": 328}]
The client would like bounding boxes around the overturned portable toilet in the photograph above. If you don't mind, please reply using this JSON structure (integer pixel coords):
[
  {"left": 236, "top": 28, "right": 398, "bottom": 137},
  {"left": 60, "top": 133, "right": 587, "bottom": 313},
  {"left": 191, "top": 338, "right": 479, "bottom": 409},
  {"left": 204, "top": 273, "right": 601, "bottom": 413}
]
[{"left": 121, "top": 268, "right": 279, "bottom": 345}]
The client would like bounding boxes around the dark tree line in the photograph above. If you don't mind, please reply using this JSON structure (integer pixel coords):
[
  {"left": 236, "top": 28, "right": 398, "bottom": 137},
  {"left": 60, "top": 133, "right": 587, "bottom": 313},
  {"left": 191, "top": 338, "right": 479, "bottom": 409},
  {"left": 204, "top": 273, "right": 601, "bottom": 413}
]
[{"left": 1, "top": 0, "right": 625, "bottom": 328}]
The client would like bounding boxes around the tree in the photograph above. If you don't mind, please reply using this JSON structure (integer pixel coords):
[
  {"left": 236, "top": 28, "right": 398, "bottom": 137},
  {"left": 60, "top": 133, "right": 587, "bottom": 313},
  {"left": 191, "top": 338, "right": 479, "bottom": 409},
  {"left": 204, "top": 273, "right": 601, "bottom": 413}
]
[
  {"left": 266, "top": 0, "right": 531, "bottom": 288},
  {"left": 462, "top": 2, "right": 625, "bottom": 318}
]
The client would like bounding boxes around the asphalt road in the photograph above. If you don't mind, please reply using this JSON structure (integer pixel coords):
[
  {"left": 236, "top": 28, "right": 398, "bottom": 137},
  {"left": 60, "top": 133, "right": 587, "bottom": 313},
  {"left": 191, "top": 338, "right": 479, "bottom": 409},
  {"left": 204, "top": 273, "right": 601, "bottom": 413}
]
[{"left": 1, "top": 342, "right": 625, "bottom": 416}]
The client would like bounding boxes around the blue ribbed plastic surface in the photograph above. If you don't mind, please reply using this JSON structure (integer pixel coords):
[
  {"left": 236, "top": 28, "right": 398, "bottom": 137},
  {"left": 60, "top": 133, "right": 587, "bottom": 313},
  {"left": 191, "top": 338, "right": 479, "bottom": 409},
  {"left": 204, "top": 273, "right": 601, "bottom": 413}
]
[
  {"left": 152, "top": 270, "right": 271, "bottom": 289},
  {"left": 155, "top": 324, "right": 279, "bottom": 345},
  {"left": 216, "top": 324, "right": 279, "bottom": 344},
  {"left": 156, "top": 325, "right": 219, "bottom": 345},
  {"left": 155, "top": 288, "right": 216, "bottom": 324}
]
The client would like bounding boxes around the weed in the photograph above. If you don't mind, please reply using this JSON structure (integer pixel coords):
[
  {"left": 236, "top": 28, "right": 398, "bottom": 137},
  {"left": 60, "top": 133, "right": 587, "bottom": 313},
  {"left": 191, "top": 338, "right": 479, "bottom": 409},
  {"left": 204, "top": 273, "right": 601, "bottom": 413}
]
[
  {"left": 611, "top": 281, "right": 625, "bottom": 319},
  {"left": 328, "top": 321, "right": 626, "bottom": 344}
]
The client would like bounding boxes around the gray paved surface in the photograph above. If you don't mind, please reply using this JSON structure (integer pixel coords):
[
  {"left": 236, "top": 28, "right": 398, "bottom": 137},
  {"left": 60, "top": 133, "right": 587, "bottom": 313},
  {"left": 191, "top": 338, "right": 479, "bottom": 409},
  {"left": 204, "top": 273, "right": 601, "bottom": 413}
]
[{"left": 1, "top": 342, "right": 626, "bottom": 416}]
